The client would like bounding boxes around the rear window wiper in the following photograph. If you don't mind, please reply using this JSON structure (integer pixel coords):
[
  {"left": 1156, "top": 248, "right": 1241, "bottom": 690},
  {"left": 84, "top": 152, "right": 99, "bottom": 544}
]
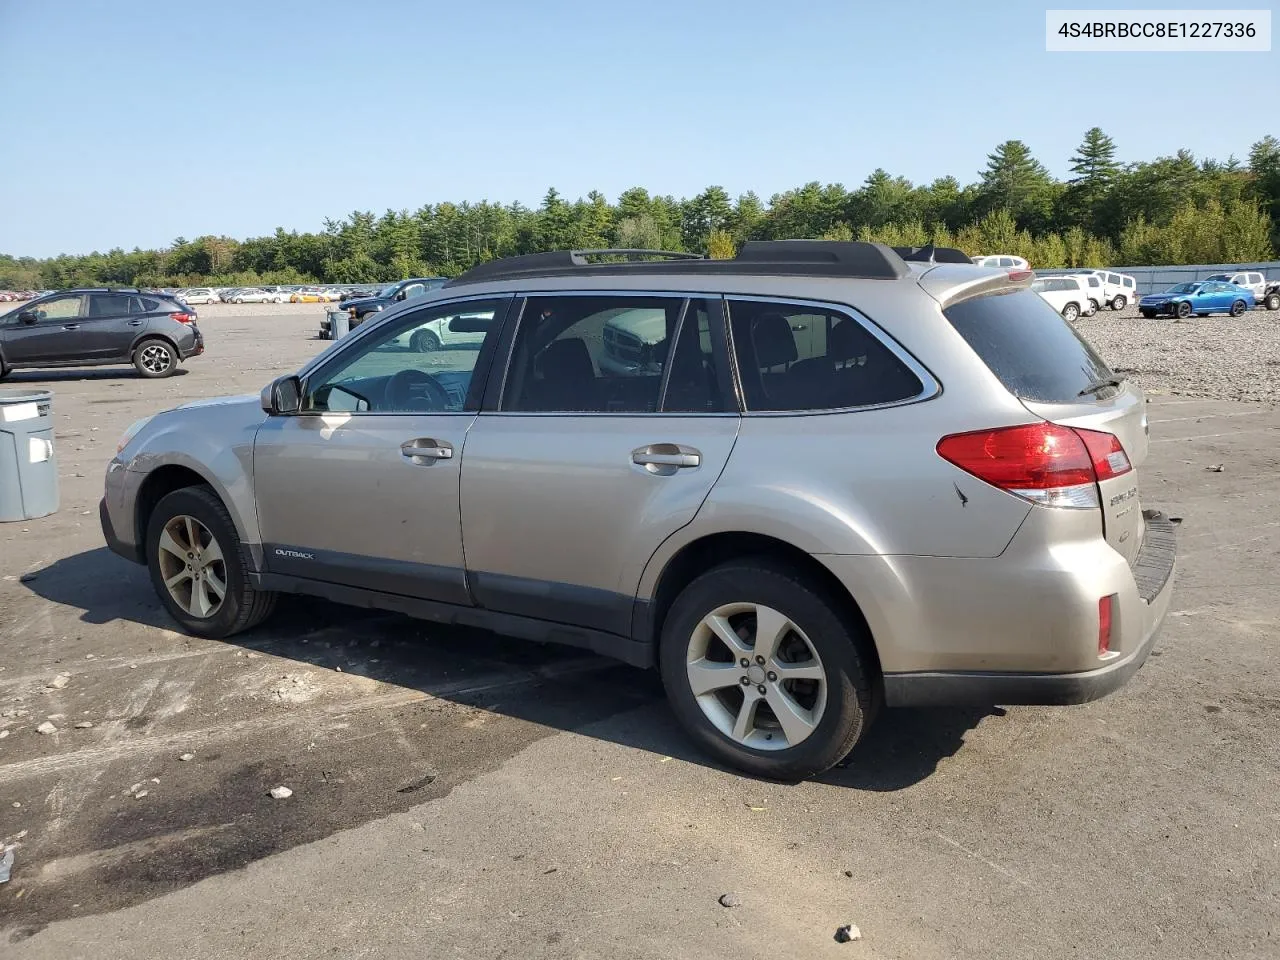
[{"left": 1078, "top": 376, "right": 1125, "bottom": 398}]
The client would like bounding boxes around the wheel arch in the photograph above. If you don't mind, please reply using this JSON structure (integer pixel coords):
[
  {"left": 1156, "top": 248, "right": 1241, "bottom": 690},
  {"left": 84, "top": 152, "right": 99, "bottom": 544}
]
[
  {"left": 132, "top": 460, "right": 253, "bottom": 555},
  {"left": 130, "top": 331, "right": 181, "bottom": 358},
  {"left": 636, "top": 531, "right": 883, "bottom": 679}
]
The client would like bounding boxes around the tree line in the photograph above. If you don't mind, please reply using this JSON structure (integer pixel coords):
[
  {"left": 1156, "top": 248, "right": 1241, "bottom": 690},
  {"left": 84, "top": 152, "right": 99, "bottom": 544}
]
[{"left": 3, "top": 130, "right": 1278, "bottom": 291}]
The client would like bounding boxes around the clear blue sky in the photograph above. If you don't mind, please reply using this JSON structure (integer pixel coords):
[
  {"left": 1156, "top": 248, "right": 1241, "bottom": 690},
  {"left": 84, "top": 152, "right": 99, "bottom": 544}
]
[{"left": 1, "top": 0, "right": 1274, "bottom": 257}]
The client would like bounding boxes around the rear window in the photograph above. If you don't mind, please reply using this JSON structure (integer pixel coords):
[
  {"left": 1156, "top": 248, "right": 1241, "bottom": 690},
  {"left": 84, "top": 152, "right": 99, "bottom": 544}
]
[{"left": 943, "top": 290, "right": 1113, "bottom": 403}]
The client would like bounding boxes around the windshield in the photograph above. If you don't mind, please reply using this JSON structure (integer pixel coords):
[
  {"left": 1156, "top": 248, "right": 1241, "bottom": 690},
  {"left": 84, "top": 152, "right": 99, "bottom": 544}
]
[
  {"left": 1165, "top": 283, "right": 1200, "bottom": 294},
  {"left": 377, "top": 282, "right": 401, "bottom": 298},
  {"left": 1205, "top": 275, "right": 1230, "bottom": 282}
]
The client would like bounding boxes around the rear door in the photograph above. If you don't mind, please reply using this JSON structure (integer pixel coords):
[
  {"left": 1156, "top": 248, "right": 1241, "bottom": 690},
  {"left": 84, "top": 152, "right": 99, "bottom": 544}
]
[
  {"left": 943, "top": 290, "right": 1148, "bottom": 566},
  {"left": 85, "top": 294, "right": 144, "bottom": 360},
  {"left": 460, "top": 293, "right": 738, "bottom": 638}
]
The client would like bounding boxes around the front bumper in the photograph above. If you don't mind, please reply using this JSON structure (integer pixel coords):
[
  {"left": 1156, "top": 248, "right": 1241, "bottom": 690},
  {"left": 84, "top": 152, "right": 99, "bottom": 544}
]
[
  {"left": 100, "top": 496, "right": 143, "bottom": 564},
  {"left": 1139, "top": 301, "right": 1176, "bottom": 315}
]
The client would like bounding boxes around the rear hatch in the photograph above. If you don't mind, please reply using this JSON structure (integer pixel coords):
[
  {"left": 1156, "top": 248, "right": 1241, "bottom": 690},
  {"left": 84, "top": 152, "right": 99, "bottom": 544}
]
[{"left": 942, "top": 288, "right": 1148, "bottom": 566}]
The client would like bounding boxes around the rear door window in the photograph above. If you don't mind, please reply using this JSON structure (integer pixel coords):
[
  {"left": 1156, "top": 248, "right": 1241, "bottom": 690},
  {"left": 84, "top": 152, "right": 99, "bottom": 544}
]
[
  {"left": 943, "top": 290, "right": 1114, "bottom": 403},
  {"left": 726, "top": 298, "right": 924, "bottom": 411},
  {"left": 87, "top": 294, "right": 130, "bottom": 317}
]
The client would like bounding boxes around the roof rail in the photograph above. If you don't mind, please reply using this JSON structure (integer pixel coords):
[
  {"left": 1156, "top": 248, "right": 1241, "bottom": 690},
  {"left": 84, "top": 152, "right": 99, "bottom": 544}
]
[
  {"left": 891, "top": 244, "right": 973, "bottom": 265},
  {"left": 444, "top": 240, "right": 912, "bottom": 287}
]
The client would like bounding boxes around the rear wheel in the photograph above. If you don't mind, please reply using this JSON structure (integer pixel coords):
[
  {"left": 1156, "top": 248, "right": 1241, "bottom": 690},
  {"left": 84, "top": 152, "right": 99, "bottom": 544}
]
[
  {"left": 134, "top": 338, "right": 178, "bottom": 378},
  {"left": 658, "top": 561, "right": 877, "bottom": 780},
  {"left": 1111, "top": 295, "right": 1127, "bottom": 310},
  {"left": 1265, "top": 292, "right": 1280, "bottom": 312},
  {"left": 146, "top": 486, "right": 276, "bottom": 638},
  {"left": 1061, "top": 303, "right": 1080, "bottom": 322},
  {"left": 1229, "top": 299, "right": 1247, "bottom": 318},
  {"left": 1088, "top": 298, "right": 1100, "bottom": 315},
  {"left": 1176, "top": 301, "right": 1192, "bottom": 319},
  {"left": 410, "top": 329, "right": 441, "bottom": 353}
]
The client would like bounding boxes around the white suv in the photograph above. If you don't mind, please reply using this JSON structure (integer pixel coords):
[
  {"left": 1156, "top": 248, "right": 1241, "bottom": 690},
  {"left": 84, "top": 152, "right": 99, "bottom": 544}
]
[
  {"left": 1030, "top": 275, "right": 1092, "bottom": 321},
  {"left": 1092, "top": 271, "right": 1138, "bottom": 310},
  {"left": 1204, "top": 271, "right": 1267, "bottom": 301},
  {"left": 972, "top": 255, "right": 1029, "bottom": 270}
]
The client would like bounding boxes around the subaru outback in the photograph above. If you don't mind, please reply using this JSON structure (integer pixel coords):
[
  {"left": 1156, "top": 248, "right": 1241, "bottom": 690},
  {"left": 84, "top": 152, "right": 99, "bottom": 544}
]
[{"left": 100, "top": 242, "right": 1175, "bottom": 779}]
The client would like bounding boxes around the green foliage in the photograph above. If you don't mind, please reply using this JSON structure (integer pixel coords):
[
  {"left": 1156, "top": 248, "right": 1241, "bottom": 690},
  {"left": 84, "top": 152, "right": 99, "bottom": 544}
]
[{"left": 5, "top": 132, "right": 1278, "bottom": 289}]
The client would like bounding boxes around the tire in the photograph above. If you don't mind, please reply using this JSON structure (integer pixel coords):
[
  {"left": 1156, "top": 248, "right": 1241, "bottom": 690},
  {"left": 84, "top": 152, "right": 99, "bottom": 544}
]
[
  {"left": 1140, "top": 309, "right": 1156, "bottom": 319},
  {"left": 1265, "top": 293, "right": 1280, "bottom": 312},
  {"left": 146, "top": 486, "right": 277, "bottom": 639},
  {"left": 1229, "top": 299, "right": 1246, "bottom": 318},
  {"left": 411, "top": 329, "right": 441, "bottom": 353},
  {"left": 234, "top": 298, "right": 244, "bottom": 304},
  {"left": 658, "top": 560, "right": 877, "bottom": 780},
  {"left": 133, "top": 338, "right": 178, "bottom": 378},
  {"left": 1061, "top": 303, "right": 1080, "bottom": 322},
  {"left": 1111, "top": 295, "right": 1127, "bottom": 310},
  {"left": 1176, "top": 301, "right": 1192, "bottom": 319},
  {"left": 1088, "top": 298, "right": 1100, "bottom": 315}
]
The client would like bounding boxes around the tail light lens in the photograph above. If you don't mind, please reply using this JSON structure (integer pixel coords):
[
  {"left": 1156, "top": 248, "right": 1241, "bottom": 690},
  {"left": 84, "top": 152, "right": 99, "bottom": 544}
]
[
  {"left": 1007, "top": 269, "right": 1033, "bottom": 282},
  {"left": 169, "top": 312, "right": 194, "bottom": 324},
  {"left": 937, "top": 422, "right": 1130, "bottom": 510},
  {"left": 1098, "top": 594, "right": 1115, "bottom": 656}
]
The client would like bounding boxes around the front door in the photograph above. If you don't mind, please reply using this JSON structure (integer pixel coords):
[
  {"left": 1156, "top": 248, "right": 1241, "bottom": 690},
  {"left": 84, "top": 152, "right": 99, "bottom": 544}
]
[
  {"left": 0, "top": 294, "right": 87, "bottom": 364},
  {"left": 252, "top": 296, "right": 513, "bottom": 604},
  {"left": 460, "top": 293, "right": 739, "bottom": 639}
]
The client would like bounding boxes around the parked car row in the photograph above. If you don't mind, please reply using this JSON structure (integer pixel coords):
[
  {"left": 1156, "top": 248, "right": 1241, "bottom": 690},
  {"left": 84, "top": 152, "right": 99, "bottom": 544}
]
[{"left": 0, "top": 290, "right": 40, "bottom": 302}]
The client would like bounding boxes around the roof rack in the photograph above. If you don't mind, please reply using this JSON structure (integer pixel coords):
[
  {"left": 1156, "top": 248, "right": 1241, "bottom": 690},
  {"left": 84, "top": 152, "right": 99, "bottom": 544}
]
[{"left": 444, "top": 240, "right": 920, "bottom": 287}]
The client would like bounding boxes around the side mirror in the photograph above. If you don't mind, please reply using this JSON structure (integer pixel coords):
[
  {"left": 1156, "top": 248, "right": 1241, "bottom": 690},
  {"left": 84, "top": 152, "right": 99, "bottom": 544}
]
[
  {"left": 18, "top": 310, "right": 37, "bottom": 325},
  {"left": 261, "top": 375, "right": 302, "bottom": 415}
]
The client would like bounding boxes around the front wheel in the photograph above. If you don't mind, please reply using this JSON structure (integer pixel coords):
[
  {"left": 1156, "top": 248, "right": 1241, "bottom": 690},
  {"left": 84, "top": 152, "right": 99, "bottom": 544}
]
[
  {"left": 1264, "top": 292, "right": 1280, "bottom": 312},
  {"left": 1176, "top": 301, "right": 1192, "bottom": 319},
  {"left": 1230, "top": 299, "right": 1247, "bottom": 318},
  {"left": 1140, "top": 309, "right": 1156, "bottom": 319},
  {"left": 134, "top": 338, "right": 178, "bottom": 378},
  {"left": 1111, "top": 295, "right": 1127, "bottom": 310},
  {"left": 146, "top": 486, "right": 277, "bottom": 638},
  {"left": 1061, "top": 303, "right": 1080, "bottom": 322},
  {"left": 658, "top": 561, "right": 877, "bottom": 780}
]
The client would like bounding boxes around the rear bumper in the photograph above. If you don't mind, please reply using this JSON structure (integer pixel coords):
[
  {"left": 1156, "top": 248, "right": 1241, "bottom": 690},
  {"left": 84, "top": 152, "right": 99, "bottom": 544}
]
[{"left": 880, "top": 511, "right": 1175, "bottom": 707}]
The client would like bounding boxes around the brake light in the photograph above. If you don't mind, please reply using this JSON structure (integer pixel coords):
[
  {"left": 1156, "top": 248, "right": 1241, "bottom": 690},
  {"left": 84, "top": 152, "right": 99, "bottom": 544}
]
[
  {"left": 1008, "top": 269, "right": 1033, "bottom": 282},
  {"left": 1098, "top": 594, "right": 1115, "bottom": 656},
  {"left": 169, "top": 312, "right": 193, "bottom": 324},
  {"left": 937, "top": 422, "right": 1130, "bottom": 509},
  {"left": 1075, "top": 428, "right": 1132, "bottom": 480}
]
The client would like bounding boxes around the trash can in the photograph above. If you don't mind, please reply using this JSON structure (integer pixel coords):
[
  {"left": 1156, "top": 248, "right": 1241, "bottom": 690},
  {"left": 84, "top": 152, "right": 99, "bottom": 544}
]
[
  {"left": 0, "top": 389, "right": 59, "bottom": 522},
  {"left": 329, "top": 309, "right": 350, "bottom": 339}
]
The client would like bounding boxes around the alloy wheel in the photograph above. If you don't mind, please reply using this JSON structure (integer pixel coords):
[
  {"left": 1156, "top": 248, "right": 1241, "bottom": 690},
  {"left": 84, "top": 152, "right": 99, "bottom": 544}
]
[
  {"left": 156, "top": 515, "right": 227, "bottom": 619},
  {"left": 140, "top": 344, "right": 172, "bottom": 375},
  {"left": 685, "top": 602, "right": 827, "bottom": 751}
]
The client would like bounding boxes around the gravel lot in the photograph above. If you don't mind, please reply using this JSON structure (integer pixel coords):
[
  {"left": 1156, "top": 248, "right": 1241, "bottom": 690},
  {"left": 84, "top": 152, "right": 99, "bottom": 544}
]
[
  {"left": 1078, "top": 303, "right": 1280, "bottom": 403},
  {"left": 1, "top": 303, "right": 1278, "bottom": 959}
]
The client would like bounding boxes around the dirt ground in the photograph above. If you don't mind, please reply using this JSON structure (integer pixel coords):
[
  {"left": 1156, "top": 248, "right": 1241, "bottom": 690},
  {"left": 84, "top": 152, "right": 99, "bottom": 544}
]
[{"left": 1, "top": 303, "right": 1278, "bottom": 958}]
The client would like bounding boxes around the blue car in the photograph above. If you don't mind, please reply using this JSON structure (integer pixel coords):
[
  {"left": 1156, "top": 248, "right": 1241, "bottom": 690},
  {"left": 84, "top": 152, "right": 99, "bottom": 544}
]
[{"left": 1139, "top": 280, "right": 1256, "bottom": 319}]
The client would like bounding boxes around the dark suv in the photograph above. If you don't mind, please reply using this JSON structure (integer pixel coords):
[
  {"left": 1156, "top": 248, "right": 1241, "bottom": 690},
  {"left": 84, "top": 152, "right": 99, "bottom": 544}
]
[{"left": 0, "top": 289, "right": 204, "bottom": 380}]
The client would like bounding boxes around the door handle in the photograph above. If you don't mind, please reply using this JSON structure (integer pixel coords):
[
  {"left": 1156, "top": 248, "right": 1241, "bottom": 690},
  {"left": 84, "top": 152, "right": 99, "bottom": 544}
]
[
  {"left": 401, "top": 438, "right": 453, "bottom": 463},
  {"left": 62, "top": 324, "right": 80, "bottom": 330},
  {"left": 632, "top": 444, "right": 701, "bottom": 475},
  {"left": 128, "top": 320, "right": 144, "bottom": 326}
]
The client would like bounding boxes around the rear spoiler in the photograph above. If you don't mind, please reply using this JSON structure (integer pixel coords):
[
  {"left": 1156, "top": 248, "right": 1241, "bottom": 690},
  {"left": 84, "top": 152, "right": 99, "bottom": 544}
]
[{"left": 917, "top": 264, "right": 1035, "bottom": 309}]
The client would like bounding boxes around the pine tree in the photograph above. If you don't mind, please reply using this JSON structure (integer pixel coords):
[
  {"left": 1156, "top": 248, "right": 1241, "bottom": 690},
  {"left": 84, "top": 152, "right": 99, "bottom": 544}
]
[{"left": 978, "top": 140, "right": 1056, "bottom": 231}]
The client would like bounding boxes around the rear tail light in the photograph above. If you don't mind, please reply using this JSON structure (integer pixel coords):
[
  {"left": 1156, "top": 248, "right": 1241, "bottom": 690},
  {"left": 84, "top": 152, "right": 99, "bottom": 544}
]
[
  {"left": 936, "top": 422, "right": 1131, "bottom": 510},
  {"left": 1098, "top": 594, "right": 1115, "bottom": 656},
  {"left": 1007, "top": 269, "right": 1034, "bottom": 282},
  {"left": 169, "top": 312, "right": 194, "bottom": 324}
]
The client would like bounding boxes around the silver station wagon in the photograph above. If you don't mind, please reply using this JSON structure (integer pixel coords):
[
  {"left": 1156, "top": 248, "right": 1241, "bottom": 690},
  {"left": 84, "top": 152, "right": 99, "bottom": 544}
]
[{"left": 100, "top": 242, "right": 1175, "bottom": 779}]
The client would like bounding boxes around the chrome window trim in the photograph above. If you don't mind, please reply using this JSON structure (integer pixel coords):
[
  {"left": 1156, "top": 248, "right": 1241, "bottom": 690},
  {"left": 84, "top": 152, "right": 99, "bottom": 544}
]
[
  {"left": 722, "top": 293, "right": 942, "bottom": 417},
  {"left": 488, "top": 290, "right": 733, "bottom": 418}
]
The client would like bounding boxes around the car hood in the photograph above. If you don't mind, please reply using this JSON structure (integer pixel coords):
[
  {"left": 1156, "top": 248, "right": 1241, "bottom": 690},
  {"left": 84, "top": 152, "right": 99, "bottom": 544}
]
[
  {"left": 173, "top": 393, "right": 259, "bottom": 412},
  {"left": 341, "top": 295, "right": 387, "bottom": 310}
]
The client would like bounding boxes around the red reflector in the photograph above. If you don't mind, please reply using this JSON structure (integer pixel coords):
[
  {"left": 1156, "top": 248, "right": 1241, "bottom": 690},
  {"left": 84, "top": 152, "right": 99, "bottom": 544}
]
[
  {"left": 936, "top": 423, "right": 1094, "bottom": 491},
  {"left": 1098, "top": 595, "right": 1115, "bottom": 656},
  {"left": 1075, "top": 428, "right": 1132, "bottom": 480},
  {"left": 1007, "top": 269, "right": 1033, "bottom": 282},
  {"left": 169, "top": 312, "right": 193, "bottom": 324}
]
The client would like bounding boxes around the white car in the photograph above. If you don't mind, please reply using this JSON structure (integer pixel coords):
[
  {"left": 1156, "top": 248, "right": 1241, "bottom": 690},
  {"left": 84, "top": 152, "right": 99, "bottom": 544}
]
[
  {"left": 395, "top": 310, "right": 492, "bottom": 352},
  {"left": 1076, "top": 270, "right": 1138, "bottom": 310},
  {"left": 1203, "top": 271, "right": 1268, "bottom": 300},
  {"left": 972, "top": 254, "right": 1029, "bottom": 270},
  {"left": 179, "top": 288, "right": 219, "bottom": 305},
  {"left": 1030, "top": 275, "right": 1093, "bottom": 321},
  {"left": 229, "top": 288, "right": 276, "bottom": 304}
]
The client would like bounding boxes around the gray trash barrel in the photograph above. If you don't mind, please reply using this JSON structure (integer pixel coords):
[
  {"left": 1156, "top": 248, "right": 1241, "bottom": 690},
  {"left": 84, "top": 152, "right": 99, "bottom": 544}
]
[
  {"left": 329, "top": 309, "right": 350, "bottom": 339},
  {"left": 0, "top": 389, "right": 59, "bottom": 522}
]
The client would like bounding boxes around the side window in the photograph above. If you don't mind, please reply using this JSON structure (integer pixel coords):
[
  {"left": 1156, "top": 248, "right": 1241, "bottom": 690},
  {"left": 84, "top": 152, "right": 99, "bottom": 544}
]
[
  {"left": 305, "top": 298, "right": 509, "bottom": 414},
  {"left": 88, "top": 294, "right": 129, "bottom": 317},
  {"left": 31, "top": 295, "right": 84, "bottom": 321},
  {"left": 1123, "top": 277, "right": 1135, "bottom": 289},
  {"left": 130, "top": 296, "right": 160, "bottom": 314},
  {"left": 1107, "top": 273, "right": 1121, "bottom": 284},
  {"left": 663, "top": 300, "right": 724, "bottom": 413},
  {"left": 503, "top": 295, "right": 702, "bottom": 414},
  {"left": 727, "top": 299, "right": 924, "bottom": 412},
  {"left": 998, "top": 257, "right": 1015, "bottom": 267},
  {"left": 1088, "top": 276, "right": 1100, "bottom": 288}
]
